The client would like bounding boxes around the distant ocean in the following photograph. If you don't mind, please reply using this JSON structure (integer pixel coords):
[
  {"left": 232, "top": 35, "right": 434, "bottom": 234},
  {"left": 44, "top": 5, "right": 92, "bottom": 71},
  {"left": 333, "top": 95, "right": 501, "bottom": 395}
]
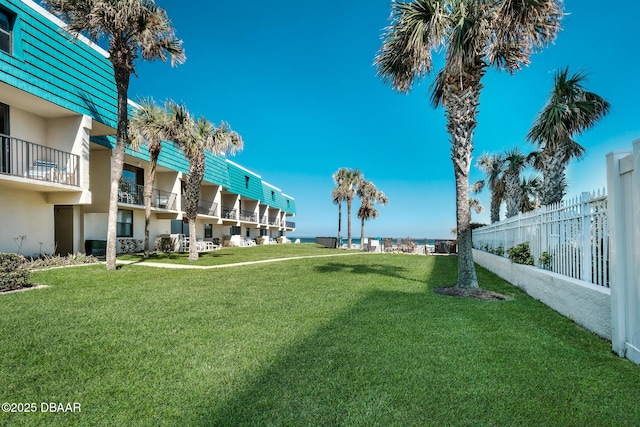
[{"left": 289, "top": 237, "right": 437, "bottom": 245}]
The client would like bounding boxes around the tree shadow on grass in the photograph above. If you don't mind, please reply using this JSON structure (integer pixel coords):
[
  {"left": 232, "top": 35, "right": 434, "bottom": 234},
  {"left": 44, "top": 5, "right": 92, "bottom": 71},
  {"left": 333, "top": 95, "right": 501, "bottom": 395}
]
[
  {"left": 314, "top": 262, "right": 410, "bottom": 281},
  {"left": 191, "top": 285, "right": 617, "bottom": 426}
]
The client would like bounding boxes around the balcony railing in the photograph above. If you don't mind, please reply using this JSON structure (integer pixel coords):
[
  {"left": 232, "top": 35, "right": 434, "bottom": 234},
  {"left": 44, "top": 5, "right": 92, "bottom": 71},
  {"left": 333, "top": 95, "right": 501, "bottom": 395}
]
[
  {"left": 222, "top": 207, "right": 237, "bottom": 220},
  {"left": 0, "top": 133, "right": 79, "bottom": 186},
  {"left": 268, "top": 216, "right": 280, "bottom": 226},
  {"left": 239, "top": 209, "right": 257, "bottom": 222},
  {"left": 118, "top": 180, "right": 177, "bottom": 210},
  {"left": 198, "top": 200, "right": 218, "bottom": 217},
  {"left": 286, "top": 221, "right": 296, "bottom": 228}
]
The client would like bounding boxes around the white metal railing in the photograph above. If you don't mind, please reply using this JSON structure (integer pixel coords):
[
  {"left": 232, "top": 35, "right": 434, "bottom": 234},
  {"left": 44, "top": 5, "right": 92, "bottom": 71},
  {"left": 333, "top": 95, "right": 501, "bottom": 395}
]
[{"left": 473, "top": 189, "right": 609, "bottom": 287}]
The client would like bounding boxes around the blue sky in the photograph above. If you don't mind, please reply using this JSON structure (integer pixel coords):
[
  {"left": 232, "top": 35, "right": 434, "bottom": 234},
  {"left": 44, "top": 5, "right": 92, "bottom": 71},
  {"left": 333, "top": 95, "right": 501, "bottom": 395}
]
[{"left": 128, "top": 0, "right": 640, "bottom": 239}]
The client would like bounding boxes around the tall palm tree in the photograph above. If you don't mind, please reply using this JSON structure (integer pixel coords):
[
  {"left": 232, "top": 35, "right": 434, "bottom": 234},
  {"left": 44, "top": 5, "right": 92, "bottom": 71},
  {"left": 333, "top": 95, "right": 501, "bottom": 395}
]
[
  {"left": 375, "top": 0, "right": 563, "bottom": 288},
  {"left": 357, "top": 180, "right": 389, "bottom": 245},
  {"left": 528, "top": 67, "right": 610, "bottom": 205},
  {"left": 473, "top": 152, "right": 505, "bottom": 223},
  {"left": 503, "top": 148, "right": 530, "bottom": 218},
  {"left": 332, "top": 168, "right": 350, "bottom": 248},
  {"left": 333, "top": 168, "right": 362, "bottom": 249},
  {"left": 44, "top": 0, "right": 185, "bottom": 270},
  {"left": 167, "top": 103, "right": 243, "bottom": 261},
  {"left": 129, "top": 98, "right": 169, "bottom": 258}
]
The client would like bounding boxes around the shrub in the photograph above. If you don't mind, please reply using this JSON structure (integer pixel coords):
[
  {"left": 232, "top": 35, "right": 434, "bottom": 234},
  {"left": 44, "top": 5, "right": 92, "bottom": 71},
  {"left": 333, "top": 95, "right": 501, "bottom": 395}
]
[
  {"left": 507, "top": 242, "right": 534, "bottom": 265},
  {"left": 0, "top": 253, "right": 31, "bottom": 292},
  {"left": 118, "top": 238, "right": 143, "bottom": 254},
  {"left": 155, "top": 236, "right": 173, "bottom": 252},
  {"left": 27, "top": 253, "right": 98, "bottom": 270},
  {"left": 494, "top": 244, "right": 505, "bottom": 257},
  {"left": 255, "top": 237, "right": 265, "bottom": 245},
  {"left": 539, "top": 251, "right": 553, "bottom": 270}
]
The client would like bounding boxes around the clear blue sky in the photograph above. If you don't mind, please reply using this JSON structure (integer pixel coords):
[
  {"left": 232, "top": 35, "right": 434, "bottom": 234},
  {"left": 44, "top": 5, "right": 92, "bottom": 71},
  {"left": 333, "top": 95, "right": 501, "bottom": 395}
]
[{"left": 128, "top": 0, "right": 640, "bottom": 239}]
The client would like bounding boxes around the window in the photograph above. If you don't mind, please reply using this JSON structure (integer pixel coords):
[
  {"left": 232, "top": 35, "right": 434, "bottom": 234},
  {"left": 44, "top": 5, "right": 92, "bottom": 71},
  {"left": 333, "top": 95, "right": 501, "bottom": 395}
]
[
  {"left": 246, "top": 228, "right": 250, "bottom": 238},
  {"left": 245, "top": 175, "right": 249, "bottom": 189},
  {"left": 230, "top": 226, "right": 240, "bottom": 235},
  {"left": 204, "top": 224, "right": 212, "bottom": 239},
  {"left": 170, "top": 219, "right": 188, "bottom": 235},
  {"left": 271, "top": 191, "right": 275, "bottom": 201},
  {"left": 116, "top": 210, "right": 133, "bottom": 237},
  {"left": 0, "top": 9, "right": 12, "bottom": 55}
]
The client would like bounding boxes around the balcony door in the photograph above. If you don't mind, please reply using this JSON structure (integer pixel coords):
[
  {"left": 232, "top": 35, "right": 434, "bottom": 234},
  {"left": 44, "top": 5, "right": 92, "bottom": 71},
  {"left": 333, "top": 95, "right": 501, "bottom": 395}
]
[{"left": 1, "top": 102, "right": 9, "bottom": 174}]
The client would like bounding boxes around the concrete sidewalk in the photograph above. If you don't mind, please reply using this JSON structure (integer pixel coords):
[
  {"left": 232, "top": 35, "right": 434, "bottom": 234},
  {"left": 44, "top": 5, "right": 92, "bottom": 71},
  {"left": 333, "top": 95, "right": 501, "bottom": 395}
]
[{"left": 115, "top": 251, "right": 364, "bottom": 269}]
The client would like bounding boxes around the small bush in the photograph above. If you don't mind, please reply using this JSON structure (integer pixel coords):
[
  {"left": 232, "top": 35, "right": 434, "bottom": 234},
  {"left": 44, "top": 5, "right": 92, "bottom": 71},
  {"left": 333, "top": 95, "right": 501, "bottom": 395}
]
[
  {"left": 118, "top": 238, "right": 143, "bottom": 254},
  {"left": 539, "top": 251, "right": 553, "bottom": 270},
  {"left": 507, "top": 242, "right": 534, "bottom": 265},
  {"left": 155, "top": 236, "right": 173, "bottom": 252},
  {"left": 0, "top": 253, "right": 31, "bottom": 292},
  {"left": 255, "top": 237, "right": 265, "bottom": 245}
]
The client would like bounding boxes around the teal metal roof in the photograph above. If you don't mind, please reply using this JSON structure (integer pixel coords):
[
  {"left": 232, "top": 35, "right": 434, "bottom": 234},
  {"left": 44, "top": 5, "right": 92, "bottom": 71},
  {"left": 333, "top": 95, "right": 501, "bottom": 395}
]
[
  {"left": 226, "top": 160, "right": 262, "bottom": 201},
  {"left": 0, "top": 0, "right": 117, "bottom": 129}
]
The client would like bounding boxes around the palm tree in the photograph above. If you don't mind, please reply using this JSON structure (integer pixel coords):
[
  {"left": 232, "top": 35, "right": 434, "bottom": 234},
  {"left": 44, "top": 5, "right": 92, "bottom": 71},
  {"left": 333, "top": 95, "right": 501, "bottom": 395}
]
[
  {"left": 167, "top": 103, "right": 243, "bottom": 261},
  {"left": 129, "top": 98, "right": 170, "bottom": 258},
  {"left": 528, "top": 67, "right": 611, "bottom": 205},
  {"left": 44, "top": 0, "right": 185, "bottom": 270},
  {"left": 357, "top": 180, "right": 389, "bottom": 245},
  {"left": 331, "top": 168, "right": 351, "bottom": 248},
  {"left": 519, "top": 175, "right": 541, "bottom": 213},
  {"left": 375, "top": 0, "right": 563, "bottom": 288},
  {"left": 473, "top": 153, "right": 505, "bottom": 223},
  {"left": 503, "top": 148, "right": 530, "bottom": 218},
  {"left": 333, "top": 168, "right": 362, "bottom": 249}
]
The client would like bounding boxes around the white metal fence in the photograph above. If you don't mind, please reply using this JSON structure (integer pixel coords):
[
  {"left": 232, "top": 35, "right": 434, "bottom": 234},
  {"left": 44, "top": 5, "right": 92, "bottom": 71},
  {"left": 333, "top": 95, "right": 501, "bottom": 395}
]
[{"left": 472, "top": 190, "right": 609, "bottom": 287}]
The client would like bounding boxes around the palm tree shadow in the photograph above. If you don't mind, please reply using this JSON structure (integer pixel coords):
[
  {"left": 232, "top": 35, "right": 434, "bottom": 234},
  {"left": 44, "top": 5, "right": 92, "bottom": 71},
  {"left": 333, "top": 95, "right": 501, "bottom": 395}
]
[{"left": 314, "top": 262, "right": 419, "bottom": 284}]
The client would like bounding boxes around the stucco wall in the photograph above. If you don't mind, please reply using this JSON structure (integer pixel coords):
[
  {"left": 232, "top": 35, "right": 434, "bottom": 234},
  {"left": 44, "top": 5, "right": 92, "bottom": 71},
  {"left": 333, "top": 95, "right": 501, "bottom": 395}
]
[
  {"left": 473, "top": 249, "right": 611, "bottom": 340},
  {"left": 0, "top": 187, "right": 54, "bottom": 255}
]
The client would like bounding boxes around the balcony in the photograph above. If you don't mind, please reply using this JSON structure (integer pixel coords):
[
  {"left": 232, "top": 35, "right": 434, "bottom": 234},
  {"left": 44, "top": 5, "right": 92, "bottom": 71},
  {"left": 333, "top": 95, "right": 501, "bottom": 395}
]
[
  {"left": 239, "top": 209, "right": 257, "bottom": 222},
  {"left": 1, "top": 133, "right": 79, "bottom": 186},
  {"left": 197, "top": 199, "right": 218, "bottom": 217},
  {"left": 222, "top": 207, "right": 237, "bottom": 220},
  {"left": 286, "top": 221, "right": 296, "bottom": 228},
  {"left": 118, "top": 180, "right": 177, "bottom": 210},
  {"left": 268, "top": 216, "right": 280, "bottom": 226}
]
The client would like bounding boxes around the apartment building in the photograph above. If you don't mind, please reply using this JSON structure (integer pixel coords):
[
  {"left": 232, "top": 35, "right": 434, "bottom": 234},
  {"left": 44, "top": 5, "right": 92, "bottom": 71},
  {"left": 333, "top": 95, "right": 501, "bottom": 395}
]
[{"left": 0, "top": 0, "right": 295, "bottom": 256}]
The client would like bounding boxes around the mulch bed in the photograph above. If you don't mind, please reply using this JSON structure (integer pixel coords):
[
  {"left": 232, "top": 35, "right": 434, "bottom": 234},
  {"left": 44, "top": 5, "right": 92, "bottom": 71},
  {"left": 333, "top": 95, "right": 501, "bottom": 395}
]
[{"left": 434, "top": 286, "right": 512, "bottom": 301}]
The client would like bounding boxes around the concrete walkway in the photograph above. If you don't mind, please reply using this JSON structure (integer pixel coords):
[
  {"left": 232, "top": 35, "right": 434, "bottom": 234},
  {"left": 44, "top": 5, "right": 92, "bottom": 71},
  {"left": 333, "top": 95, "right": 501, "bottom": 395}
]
[{"left": 115, "top": 251, "right": 364, "bottom": 270}]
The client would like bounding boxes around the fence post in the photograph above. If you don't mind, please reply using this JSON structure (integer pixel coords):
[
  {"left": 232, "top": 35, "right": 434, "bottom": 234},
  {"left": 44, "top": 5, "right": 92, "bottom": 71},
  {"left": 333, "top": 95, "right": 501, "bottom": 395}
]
[
  {"left": 581, "top": 192, "right": 592, "bottom": 283},
  {"left": 607, "top": 140, "right": 640, "bottom": 364}
]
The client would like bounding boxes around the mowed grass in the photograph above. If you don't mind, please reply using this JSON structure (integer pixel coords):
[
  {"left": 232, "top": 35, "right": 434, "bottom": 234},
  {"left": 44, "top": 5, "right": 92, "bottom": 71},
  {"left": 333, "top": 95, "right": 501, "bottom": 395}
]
[
  {"left": 117, "top": 243, "right": 343, "bottom": 265},
  {"left": 1, "top": 252, "right": 639, "bottom": 426}
]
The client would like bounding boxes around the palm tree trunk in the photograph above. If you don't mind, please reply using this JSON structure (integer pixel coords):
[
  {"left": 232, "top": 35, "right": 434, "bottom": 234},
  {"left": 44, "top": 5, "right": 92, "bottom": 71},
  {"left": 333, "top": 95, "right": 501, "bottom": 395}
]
[
  {"left": 541, "top": 151, "right": 566, "bottom": 205},
  {"left": 337, "top": 203, "right": 342, "bottom": 248},
  {"left": 505, "top": 173, "right": 520, "bottom": 218},
  {"left": 444, "top": 64, "right": 483, "bottom": 289},
  {"left": 347, "top": 199, "right": 352, "bottom": 249},
  {"left": 106, "top": 66, "right": 130, "bottom": 270},
  {"left": 143, "top": 147, "right": 160, "bottom": 258},
  {"left": 361, "top": 217, "right": 365, "bottom": 250},
  {"left": 185, "top": 151, "right": 205, "bottom": 261},
  {"left": 490, "top": 192, "right": 501, "bottom": 223}
]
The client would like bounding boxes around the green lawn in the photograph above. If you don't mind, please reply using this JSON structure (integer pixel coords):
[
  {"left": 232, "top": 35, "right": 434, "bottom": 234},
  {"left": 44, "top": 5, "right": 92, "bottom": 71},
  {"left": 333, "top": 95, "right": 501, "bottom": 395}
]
[
  {"left": 117, "top": 243, "right": 344, "bottom": 265},
  {"left": 1, "top": 251, "right": 639, "bottom": 426}
]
